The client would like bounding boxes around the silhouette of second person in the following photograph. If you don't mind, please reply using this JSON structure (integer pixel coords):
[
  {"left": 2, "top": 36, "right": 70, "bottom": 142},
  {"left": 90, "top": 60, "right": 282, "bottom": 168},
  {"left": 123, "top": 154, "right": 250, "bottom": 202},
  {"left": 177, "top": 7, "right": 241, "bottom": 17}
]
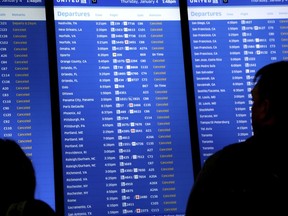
[
  {"left": 0, "top": 138, "right": 56, "bottom": 216},
  {"left": 186, "top": 60, "right": 288, "bottom": 215}
]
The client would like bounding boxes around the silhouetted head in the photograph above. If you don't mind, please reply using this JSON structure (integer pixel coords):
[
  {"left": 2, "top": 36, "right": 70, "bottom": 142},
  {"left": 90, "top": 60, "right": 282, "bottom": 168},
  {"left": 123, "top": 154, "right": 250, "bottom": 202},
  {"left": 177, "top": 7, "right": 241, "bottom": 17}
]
[
  {"left": 251, "top": 60, "right": 288, "bottom": 134},
  {"left": 0, "top": 139, "right": 36, "bottom": 215}
]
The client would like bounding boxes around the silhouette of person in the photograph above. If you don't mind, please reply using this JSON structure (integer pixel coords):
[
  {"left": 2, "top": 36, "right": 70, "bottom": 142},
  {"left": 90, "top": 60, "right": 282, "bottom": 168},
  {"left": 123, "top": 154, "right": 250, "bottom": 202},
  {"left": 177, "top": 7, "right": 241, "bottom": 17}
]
[
  {"left": 185, "top": 60, "right": 288, "bottom": 215},
  {"left": 0, "top": 138, "right": 56, "bottom": 216}
]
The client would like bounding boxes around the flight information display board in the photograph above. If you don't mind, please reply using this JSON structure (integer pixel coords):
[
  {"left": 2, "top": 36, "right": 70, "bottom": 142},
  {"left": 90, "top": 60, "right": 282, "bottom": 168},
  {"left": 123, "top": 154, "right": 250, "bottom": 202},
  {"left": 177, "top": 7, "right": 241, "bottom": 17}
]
[
  {"left": 187, "top": 0, "right": 288, "bottom": 165},
  {"left": 0, "top": 0, "right": 55, "bottom": 209},
  {"left": 53, "top": 0, "right": 194, "bottom": 215}
]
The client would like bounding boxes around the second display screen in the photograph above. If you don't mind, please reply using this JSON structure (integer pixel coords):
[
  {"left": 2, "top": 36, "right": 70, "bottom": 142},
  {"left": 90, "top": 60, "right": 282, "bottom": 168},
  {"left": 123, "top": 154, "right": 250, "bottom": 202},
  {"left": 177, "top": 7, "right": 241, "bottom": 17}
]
[{"left": 53, "top": 1, "right": 194, "bottom": 215}]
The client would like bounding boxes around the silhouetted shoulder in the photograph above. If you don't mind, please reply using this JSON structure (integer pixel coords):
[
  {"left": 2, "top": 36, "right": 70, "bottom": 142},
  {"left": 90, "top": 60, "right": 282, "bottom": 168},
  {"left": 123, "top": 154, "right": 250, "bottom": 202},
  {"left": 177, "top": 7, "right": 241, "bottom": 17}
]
[
  {"left": 202, "top": 139, "right": 253, "bottom": 169},
  {"left": 6, "top": 199, "right": 56, "bottom": 216}
]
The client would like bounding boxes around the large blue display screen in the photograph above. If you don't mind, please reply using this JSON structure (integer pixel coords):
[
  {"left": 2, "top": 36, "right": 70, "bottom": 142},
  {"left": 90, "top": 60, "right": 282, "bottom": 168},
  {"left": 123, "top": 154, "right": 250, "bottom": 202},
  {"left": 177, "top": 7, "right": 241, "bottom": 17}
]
[
  {"left": 0, "top": 0, "right": 55, "bottom": 210},
  {"left": 53, "top": 0, "right": 194, "bottom": 215},
  {"left": 187, "top": 0, "right": 288, "bottom": 165}
]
